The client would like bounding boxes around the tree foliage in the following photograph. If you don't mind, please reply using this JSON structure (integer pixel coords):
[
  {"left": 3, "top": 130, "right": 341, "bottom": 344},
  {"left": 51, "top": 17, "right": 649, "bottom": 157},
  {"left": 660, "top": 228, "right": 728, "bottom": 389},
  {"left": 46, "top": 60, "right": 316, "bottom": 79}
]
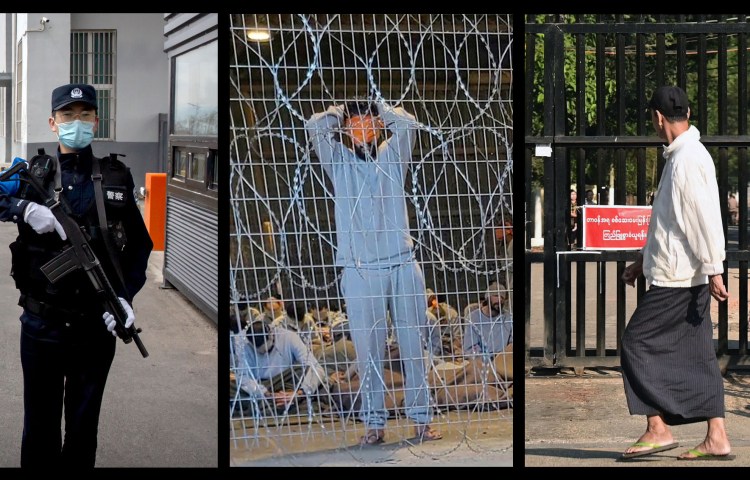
[{"left": 526, "top": 14, "right": 748, "bottom": 194}]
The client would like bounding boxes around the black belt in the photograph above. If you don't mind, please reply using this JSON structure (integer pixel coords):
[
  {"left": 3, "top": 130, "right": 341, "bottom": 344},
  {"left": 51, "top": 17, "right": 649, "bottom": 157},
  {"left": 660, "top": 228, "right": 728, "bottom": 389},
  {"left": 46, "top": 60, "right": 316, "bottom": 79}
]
[{"left": 19, "top": 294, "right": 91, "bottom": 320}]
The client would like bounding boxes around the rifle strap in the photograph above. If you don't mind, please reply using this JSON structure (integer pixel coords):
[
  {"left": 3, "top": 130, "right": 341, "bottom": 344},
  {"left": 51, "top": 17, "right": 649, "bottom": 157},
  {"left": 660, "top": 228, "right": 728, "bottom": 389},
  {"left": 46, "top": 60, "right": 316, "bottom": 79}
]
[
  {"left": 91, "top": 156, "right": 132, "bottom": 303},
  {"left": 52, "top": 155, "right": 62, "bottom": 199}
]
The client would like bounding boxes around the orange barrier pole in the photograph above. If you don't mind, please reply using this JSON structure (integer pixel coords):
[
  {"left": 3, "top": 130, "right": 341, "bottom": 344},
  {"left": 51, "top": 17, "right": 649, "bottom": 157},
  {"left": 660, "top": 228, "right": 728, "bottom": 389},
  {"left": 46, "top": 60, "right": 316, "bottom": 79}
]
[{"left": 144, "top": 173, "right": 167, "bottom": 251}]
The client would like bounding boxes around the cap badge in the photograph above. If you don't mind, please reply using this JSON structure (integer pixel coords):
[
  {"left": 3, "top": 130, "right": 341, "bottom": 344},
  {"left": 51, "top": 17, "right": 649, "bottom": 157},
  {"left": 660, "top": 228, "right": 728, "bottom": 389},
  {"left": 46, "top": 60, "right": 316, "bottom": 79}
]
[{"left": 70, "top": 88, "right": 83, "bottom": 99}]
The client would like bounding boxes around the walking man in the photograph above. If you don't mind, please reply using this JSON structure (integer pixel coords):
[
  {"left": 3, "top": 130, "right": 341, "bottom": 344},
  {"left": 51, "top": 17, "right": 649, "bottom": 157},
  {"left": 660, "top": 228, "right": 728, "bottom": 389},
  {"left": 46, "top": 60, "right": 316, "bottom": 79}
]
[{"left": 620, "top": 86, "right": 732, "bottom": 461}]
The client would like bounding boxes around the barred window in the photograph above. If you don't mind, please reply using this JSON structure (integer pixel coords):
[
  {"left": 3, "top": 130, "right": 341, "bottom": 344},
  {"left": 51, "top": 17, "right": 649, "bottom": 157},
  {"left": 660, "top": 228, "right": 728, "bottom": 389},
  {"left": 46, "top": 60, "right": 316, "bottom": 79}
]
[{"left": 70, "top": 30, "right": 116, "bottom": 140}]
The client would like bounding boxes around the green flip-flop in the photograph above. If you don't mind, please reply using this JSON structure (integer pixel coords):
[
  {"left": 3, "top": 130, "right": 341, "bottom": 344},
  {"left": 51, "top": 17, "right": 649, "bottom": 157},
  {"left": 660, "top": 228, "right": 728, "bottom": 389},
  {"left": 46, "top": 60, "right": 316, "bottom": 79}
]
[
  {"left": 620, "top": 441, "right": 680, "bottom": 460},
  {"left": 677, "top": 449, "right": 736, "bottom": 461}
]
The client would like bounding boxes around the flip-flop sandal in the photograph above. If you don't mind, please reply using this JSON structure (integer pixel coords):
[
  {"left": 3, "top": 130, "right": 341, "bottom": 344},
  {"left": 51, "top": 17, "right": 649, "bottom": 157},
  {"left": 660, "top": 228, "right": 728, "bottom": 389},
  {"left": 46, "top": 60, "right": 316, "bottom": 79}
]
[
  {"left": 359, "top": 430, "right": 385, "bottom": 446},
  {"left": 620, "top": 441, "right": 679, "bottom": 460},
  {"left": 677, "top": 449, "right": 736, "bottom": 461}
]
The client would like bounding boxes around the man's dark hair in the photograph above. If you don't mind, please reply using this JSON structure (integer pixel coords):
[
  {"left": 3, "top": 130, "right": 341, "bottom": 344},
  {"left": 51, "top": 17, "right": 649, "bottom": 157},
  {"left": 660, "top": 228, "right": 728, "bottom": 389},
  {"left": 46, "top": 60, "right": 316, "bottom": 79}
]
[
  {"left": 663, "top": 113, "right": 689, "bottom": 123},
  {"left": 246, "top": 320, "right": 270, "bottom": 347},
  {"left": 230, "top": 303, "right": 250, "bottom": 334},
  {"left": 286, "top": 302, "right": 307, "bottom": 324},
  {"left": 344, "top": 100, "right": 378, "bottom": 119}
]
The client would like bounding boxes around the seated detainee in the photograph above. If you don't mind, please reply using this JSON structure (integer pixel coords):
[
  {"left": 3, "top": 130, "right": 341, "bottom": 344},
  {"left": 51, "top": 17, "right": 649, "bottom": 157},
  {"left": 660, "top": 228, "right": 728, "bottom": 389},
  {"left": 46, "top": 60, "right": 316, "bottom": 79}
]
[
  {"left": 235, "top": 319, "right": 327, "bottom": 410},
  {"left": 256, "top": 296, "right": 286, "bottom": 324},
  {"left": 426, "top": 288, "right": 462, "bottom": 350},
  {"left": 434, "top": 281, "right": 514, "bottom": 403},
  {"left": 462, "top": 281, "right": 512, "bottom": 358},
  {"left": 427, "top": 283, "right": 513, "bottom": 411},
  {"left": 272, "top": 302, "right": 322, "bottom": 348},
  {"left": 308, "top": 302, "right": 335, "bottom": 328}
]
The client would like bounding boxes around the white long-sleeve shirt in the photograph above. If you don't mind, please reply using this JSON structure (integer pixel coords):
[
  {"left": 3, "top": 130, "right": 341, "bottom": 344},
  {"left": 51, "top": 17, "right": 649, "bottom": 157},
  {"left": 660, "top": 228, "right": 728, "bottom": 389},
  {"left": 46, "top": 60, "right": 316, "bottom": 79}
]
[
  {"left": 642, "top": 125, "right": 725, "bottom": 287},
  {"left": 234, "top": 326, "right": 325, "bottom": 399},
  {"left": 305, "top": 104, "right": 418, "bottom": 267}
]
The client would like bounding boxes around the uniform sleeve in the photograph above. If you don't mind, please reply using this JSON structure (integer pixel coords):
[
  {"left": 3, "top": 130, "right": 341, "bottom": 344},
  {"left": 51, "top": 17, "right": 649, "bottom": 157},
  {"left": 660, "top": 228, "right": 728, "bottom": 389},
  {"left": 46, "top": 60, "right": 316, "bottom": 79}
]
[
  {"left": 288, "top": 330, "right": 325, "bottom": 395},
  {"left": 118, "top": 170, "right": 154, "bottom": 299},
  {"left": 673, "top": 156, "right": 725, "bottom": 275}
]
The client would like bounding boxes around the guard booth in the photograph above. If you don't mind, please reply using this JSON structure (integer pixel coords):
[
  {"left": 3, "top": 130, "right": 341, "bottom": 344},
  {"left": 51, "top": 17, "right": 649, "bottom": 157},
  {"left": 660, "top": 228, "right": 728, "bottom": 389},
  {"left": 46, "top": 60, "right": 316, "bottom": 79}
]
[
  {"left": 525, "top": 14, "right": 750, "bottom": 373},
  {"left": 162, "top": 13, "right": 218, "bottom": 323}
]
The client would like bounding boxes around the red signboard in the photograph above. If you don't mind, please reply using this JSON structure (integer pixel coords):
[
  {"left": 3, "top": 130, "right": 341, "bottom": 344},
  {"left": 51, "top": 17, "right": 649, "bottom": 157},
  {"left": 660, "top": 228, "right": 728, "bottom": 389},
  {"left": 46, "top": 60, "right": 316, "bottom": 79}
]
[{"left": 581, "top": 205, "right": 652, "bottom": 250}]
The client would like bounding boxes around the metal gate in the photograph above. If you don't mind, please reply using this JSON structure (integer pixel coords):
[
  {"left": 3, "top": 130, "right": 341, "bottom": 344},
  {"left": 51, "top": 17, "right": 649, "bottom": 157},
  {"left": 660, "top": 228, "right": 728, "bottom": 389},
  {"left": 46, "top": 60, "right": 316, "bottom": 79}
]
[{"left": 524, "top": 14, "right": 750, "bottom": 371}]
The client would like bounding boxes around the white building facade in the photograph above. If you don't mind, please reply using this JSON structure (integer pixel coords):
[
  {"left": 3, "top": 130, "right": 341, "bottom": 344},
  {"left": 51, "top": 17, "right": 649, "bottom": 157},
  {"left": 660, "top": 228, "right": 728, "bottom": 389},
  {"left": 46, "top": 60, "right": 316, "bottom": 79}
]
[{"left": 0, "top": 13, "right": 169, "bottom": 192}]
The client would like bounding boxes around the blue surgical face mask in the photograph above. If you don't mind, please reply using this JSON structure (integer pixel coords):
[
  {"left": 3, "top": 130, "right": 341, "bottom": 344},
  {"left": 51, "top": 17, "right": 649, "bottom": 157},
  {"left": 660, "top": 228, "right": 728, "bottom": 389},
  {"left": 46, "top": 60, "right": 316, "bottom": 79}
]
[{"left": 56, "top": 119, "right": 95, "bottom": 150}]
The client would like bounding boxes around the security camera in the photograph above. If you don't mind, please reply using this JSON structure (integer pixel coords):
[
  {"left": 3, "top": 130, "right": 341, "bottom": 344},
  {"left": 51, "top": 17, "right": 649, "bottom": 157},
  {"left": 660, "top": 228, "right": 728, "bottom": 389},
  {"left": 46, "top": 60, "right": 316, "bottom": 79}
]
[{"left": 41, "top": 17, "right": 50, "bottom": 24}]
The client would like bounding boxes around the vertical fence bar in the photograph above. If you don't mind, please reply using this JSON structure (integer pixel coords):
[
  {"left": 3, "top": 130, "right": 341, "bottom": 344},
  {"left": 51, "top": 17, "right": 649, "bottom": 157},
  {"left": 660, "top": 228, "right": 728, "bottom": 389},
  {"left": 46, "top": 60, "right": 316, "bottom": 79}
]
[
  {"left": 654, "top": 16, "right": 666, "bottom": 200},
  {"left": 613, "top": 18, "right": 627, "bottom": 358},
  {"left": 677, "top": 14, "right": 686, "bottom": 89},
  {"left": 543, "top": 24, "right": 559, "bottom": 364},
  {"left": 575, "top": 24, "right": 587, "bottom": 357},
  {"left": 717, "top": 17, "right": 729, "bottom": 354},
  {"left": 595, "top": 16, "right": 607, "bottom": 358},
  {"left": 525, "top": 28, "right": 536, "bottom": 364},
  {"left": 552, "top": 24, "right": 569, "bottom": 362},
  {"left": 697, "top": 15, "right": 708, "bottom": 135},
  {"left": 738, "top": 15, "right": 748, "bottom": 356}
]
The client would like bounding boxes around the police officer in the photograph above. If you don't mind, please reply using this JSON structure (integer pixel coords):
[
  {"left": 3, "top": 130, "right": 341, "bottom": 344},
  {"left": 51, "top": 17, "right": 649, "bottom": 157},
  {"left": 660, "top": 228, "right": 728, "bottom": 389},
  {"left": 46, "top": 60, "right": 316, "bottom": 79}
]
[{"left": 0, "top": 83, "right": 153, "bottom": 467}]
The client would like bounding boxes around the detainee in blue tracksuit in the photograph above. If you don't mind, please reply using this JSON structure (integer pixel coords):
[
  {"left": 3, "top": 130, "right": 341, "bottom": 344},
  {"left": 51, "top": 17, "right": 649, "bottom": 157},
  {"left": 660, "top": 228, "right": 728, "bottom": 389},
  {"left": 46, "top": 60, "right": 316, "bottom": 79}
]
[
  {"left": 235, "top": 324, "right": 326, "bottom": 400},
  {"left": 306, "top": 101, "right": 442, "bottom": 444}
]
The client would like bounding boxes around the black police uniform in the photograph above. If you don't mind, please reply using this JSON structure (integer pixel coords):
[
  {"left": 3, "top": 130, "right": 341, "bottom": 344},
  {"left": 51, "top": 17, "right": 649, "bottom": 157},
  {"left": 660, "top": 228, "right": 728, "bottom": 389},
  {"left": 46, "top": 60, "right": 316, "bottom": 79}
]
[{"left": 0, "top": 144, "right": 153, "bottom": 467}]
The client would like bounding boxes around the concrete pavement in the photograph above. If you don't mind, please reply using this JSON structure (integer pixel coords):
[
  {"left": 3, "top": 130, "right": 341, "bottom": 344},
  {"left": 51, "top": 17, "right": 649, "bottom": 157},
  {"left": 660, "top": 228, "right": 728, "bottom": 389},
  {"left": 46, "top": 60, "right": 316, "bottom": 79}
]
[
  {"left": 525, "top": 368, "right": 750, "bottom": 467},
  {"left": 0, "top": 221, "right": 218, "bottom": 468}
]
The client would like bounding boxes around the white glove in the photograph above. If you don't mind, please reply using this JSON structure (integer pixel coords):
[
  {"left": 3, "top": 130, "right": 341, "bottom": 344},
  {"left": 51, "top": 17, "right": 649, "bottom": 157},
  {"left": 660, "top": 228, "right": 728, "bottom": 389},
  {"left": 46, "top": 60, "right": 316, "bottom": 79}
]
[
  {"left": 23, "top": 202, "right": 67, "bottom": 241},
  {"left": 103, "top": 297, "right": 135, "bottom": 337}
]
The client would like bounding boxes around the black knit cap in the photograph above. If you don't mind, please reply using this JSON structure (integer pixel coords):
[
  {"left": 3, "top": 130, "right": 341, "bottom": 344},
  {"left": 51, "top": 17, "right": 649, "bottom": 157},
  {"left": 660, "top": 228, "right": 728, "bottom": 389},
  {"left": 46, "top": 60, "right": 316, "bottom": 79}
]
[
  {"left": 648, "top": 86, "right": 689, "bottom": 117},
  {"left": 344, "top": 100, "right": 378, "bottom": 118}
]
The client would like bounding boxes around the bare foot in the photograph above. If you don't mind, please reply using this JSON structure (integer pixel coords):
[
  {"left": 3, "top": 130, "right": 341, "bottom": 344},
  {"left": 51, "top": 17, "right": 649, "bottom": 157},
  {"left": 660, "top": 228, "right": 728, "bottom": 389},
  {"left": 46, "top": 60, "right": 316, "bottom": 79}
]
[
  {"left": 677, "top": 440, "right": 732, "bottom": 459},
  {"left": 359, "top": 428, "right": 385, "bottom": 446},
  {"left": 677, "top": 418, "right": 731, "bottom": 459},
  {"left": 414, "top": 424, "right": 443, "bottom": 442},
  {"left": 623, "top": 429, "right": 676, "bottom": 455}
]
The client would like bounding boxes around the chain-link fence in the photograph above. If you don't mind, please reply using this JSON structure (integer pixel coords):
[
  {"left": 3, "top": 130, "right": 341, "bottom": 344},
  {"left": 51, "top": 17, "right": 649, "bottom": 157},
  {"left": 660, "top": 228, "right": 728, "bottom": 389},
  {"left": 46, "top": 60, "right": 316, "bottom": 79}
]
[{"left": 229, "top": 13, "right": 513, "bottom": 464}]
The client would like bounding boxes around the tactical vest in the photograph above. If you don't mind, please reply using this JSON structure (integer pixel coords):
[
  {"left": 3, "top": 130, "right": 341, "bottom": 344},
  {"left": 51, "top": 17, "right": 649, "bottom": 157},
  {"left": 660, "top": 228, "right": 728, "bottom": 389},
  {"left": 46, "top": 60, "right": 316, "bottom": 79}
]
[{"left": 9, "top": 151, "right": 131, "bottom": 312}]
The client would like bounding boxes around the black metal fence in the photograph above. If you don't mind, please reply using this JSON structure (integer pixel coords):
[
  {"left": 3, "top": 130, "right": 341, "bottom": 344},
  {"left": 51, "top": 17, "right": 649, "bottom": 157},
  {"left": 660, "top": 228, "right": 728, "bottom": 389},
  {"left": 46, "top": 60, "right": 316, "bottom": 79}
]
[{"left": 524, "top": 14, "right": 750, "bottom": 371}]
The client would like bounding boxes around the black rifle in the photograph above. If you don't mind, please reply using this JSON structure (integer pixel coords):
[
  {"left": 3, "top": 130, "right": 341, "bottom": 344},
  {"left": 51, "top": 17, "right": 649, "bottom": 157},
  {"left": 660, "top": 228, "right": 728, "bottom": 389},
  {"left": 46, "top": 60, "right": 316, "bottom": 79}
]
[{"left": 0, "top": 155, "right": 149, "bottom": 357}]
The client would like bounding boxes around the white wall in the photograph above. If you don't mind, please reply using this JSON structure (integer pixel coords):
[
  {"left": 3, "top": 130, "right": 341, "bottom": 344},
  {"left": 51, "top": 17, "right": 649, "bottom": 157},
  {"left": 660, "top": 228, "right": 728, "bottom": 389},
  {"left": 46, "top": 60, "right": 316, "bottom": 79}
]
[
  {"left": 17, "top": 13, "right": 73, "bottom": 148},
  {"left": 14, "top": 13, "right": 168, "bottom": 154},
  {"left": 71, "top": 13, "right": 168, "bottom": 143}
]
